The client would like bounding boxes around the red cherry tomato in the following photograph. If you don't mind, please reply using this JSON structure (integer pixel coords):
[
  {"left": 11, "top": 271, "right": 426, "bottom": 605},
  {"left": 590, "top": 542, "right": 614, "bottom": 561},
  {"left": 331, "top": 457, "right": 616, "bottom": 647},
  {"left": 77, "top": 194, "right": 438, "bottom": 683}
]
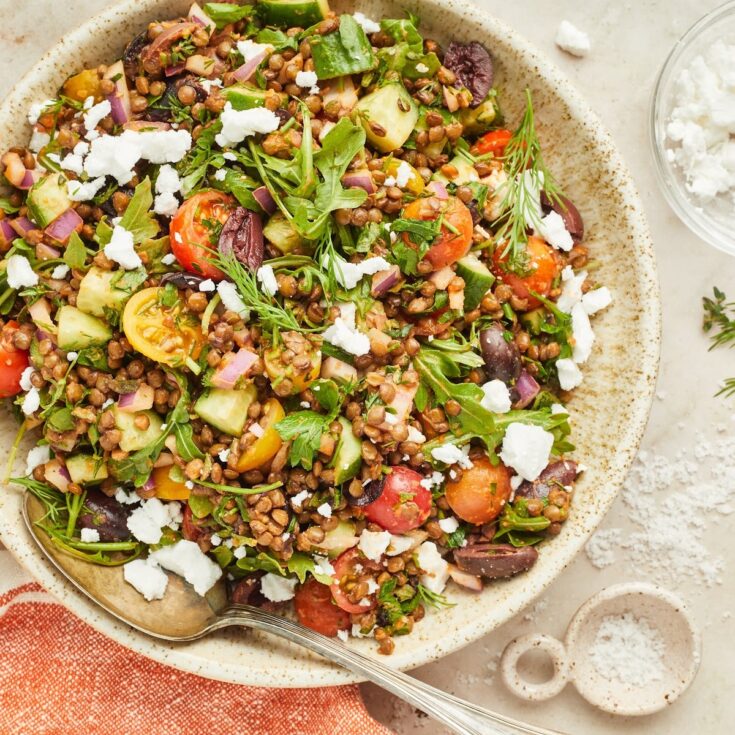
[
  {"left": 330, "top": 548, "right": 379, "bottom": 614},
  {"left": 362, "top": 466, "right": 432, "bottom": 534},
  {"left": 402, "top": 195, "right": 474, "bottom": 271},
  {"left": 471, "top": 128, "right": 513, "bottom": 157},
  {"left": 181, "top": 505, "right": 205, "bottom": 542},
  {"left": 295, "top": 578, "right": 351, "bottom": 636},
  {"left": 169, "top": 191, "right": 237, "bottom": 280},
  {"left": 444, "top": 455, "right": 512, "bottom": 524},
  {"left": 0, "top": 320, "right": 29, "bottom": 399},
  {"left": 492, "top": 235, "right": 561, "bottom": 310}
]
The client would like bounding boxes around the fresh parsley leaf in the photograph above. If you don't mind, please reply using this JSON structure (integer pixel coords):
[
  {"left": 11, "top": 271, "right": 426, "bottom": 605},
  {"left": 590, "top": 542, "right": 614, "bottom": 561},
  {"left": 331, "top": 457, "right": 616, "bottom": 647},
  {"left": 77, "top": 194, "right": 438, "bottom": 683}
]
[
  {"left": 204, "top": 2, "right": 253, "bottom": 27},
  {"left": 286, "top": 552, "right": 334, "bottom": 585},
  {"left": 274, "top": 410, "right": 328, "bottom": 470},
  {"left": 63, "top": 231, "right": 88, "bottom": 270},
  {"left": 47, "top": 407, "right": 75, "bottom": 432},
  {"left": 256, "top": 28, "right": 298, "bottom": 52},
  {"left": 444, "top": 524, "right": 467, "bottom": 549},
  {"left": 119, "top": 178, "right": 159, "bottom": 243},
  {"left": 158, "top": 283, "right": 179, "bottom": 307},
  {"left": 110, "top": 267, "right": 148, "bottom": 294}
]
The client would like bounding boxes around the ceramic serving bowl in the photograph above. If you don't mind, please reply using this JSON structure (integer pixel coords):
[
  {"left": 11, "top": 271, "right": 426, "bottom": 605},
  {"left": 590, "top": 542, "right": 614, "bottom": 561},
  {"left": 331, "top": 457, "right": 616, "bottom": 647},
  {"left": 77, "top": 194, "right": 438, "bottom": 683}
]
[{"left": 0, "top": 0, "right": 660, "bottom": 687}]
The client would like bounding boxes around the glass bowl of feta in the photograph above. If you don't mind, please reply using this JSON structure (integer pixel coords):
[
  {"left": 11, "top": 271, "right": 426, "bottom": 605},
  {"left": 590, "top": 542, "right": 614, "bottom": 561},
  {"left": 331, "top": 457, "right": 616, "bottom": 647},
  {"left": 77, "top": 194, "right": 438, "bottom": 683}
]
[{"left": 650, "top": 0, "right": 735, "bottom": 256}]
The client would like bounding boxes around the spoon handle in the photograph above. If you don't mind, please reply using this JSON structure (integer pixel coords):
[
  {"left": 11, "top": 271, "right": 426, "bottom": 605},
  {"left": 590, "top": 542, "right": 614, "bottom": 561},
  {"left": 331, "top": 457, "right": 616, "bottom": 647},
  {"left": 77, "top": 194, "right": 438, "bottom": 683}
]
[{"left": 220, "top": 605, "right": 565, "bottom": 735}]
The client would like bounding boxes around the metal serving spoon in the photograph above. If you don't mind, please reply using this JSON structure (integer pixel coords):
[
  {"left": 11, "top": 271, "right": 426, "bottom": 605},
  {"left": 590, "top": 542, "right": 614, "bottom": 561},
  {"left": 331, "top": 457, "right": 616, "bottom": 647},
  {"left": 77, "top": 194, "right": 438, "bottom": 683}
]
[{"left": 23, "top": 493, "right": 563, "bottom": 735}]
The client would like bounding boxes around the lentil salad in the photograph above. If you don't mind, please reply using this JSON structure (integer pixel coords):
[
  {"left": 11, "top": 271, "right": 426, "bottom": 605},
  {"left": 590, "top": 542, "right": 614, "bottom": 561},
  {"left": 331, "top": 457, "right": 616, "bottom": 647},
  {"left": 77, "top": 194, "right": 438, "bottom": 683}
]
[{"left": 0, "top": 1, "right": 613, "bottom": 652}]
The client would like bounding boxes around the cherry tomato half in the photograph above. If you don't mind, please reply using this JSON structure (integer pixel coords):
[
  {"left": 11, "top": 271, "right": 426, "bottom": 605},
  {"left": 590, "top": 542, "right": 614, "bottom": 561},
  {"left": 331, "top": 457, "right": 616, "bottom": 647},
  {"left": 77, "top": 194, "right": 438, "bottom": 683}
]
[
  {"left": 492, "top": 235, "right": 561, "bottom": 310},
  {"left": 236, "top": 398, "right": 285, "bottom": 472},
  {"left": 444, "top": 455, "right": 512, "bottom": 525},
  {"left": 151, "top": 465, "right": 191, "bottom": 500},
  {"left": 169, "top": 191, "right": 237, "bottom": 280},
  {"left": 402, "top": 195, "right": 474, "bottom": 271},
  {"left": 295, "top": 578, "right": 351, "bottom": 636},
  {"left": 330, "top": 548, "right": 379, "bottom": 614},
  {"left": 181, "top": 505, "right": 205, "bottom": 543},
  {"left": 0, "top": 320, "right": 29, "bottom": 399},
  {"left": 362, "top": 466, "right": 432, "bottom": 534},
  {"left": 471, "top": 128, "right": 512, "bottom": 158}
]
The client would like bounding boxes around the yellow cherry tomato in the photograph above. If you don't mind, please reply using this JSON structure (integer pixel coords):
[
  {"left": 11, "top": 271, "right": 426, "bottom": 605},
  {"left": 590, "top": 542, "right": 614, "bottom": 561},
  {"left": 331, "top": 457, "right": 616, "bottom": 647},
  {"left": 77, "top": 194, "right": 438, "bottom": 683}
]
[
  {"left": 123, "top": 287, "right": 203, "bottom": 368},
  {"left": 151, "top": 465, "right": 190, "bottom": 500},
  {"left": 383, "top": 158, "right": 425, "bottom": 195},
  {"left": 62, "top": 69, "right": 103, "bottom": 103},
  {"left": 236, "top": 398, "right": 285, "bottom": 472}
]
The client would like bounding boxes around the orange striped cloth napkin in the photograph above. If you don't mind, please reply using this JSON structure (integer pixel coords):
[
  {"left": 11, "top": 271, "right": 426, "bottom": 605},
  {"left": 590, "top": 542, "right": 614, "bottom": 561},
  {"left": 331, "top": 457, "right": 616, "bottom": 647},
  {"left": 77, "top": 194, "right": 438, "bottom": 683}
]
[{"left": 0, "top": 550, "right": 394, "bottom": 735}]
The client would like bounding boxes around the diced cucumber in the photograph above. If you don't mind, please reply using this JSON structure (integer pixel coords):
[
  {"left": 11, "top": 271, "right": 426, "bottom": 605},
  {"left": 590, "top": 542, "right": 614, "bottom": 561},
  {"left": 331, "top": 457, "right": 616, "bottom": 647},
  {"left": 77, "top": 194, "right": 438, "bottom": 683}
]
[
  {"left": 402, "top": 52, "right": 441, "bottom": 81},
  {"left": 263, "top": 212, "right": 305, "bottom": 254},
  {"left": 329, "top": 416, "right": 361, "bottom": 484},
  {"left": 76, "top": 266, "right": 135, "bottom": 318},
  {"left": 257, "top": 0, "right": 329, "bottom": 27},
  {"left": 520, "top": 308, "right": 546, "bottom": 336},
  {"left": 194, "top": 384, "right": 257, "bottom": 436},
  {"left": 456, "top": 255, "right": 495, "bottom": 311},
  {"left": 310, "top": 15, "right": 377, "bottom": 79},
  {"left": 355, "top": 82, "right": 419, "bottom": 153},
  {"left": 26, "top": 173, "right": 71, "bottom": 228},
  {"left": 57, "top": 305, "right": 112, "bottom": 351},
  {"left": 113, "top": 407, "right": 165, "bottom": 453},
  {"left": 223, "top": 83, "right": 283, "bottom": 111},
  {"left": 459, "top": 96, "right": 499, "bottom": 135},
  {"left": 432, "top": 154, "right": 480, "bottom": 186},
  {"left": 312, "top": 520, "right": 359, "bottom": 558},
  {"left": 66, "top": 454, "right": 108, "bottom": 485}
]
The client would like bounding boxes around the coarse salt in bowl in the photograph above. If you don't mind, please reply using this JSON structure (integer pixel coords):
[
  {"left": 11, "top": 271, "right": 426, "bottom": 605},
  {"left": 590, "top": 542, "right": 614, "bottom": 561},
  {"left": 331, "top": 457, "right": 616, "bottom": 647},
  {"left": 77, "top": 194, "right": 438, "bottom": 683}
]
[{"left": 651, "top": 0, "right": 735, "bottom": 256}]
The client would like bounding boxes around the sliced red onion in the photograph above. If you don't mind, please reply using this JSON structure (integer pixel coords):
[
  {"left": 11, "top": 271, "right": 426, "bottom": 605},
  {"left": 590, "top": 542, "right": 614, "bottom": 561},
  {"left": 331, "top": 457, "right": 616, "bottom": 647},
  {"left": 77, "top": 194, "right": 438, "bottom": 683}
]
[
  {"left": 45, "top": 459, "right": 71, "bottom": 493},
  {"left": 11, "top": 217, "right": 36, "bottom": 237},
  {"left": 371, "top": 265, "right": 402, "bottom": 296},
  {"left": 0, "top": 219, "right": 15, "bottom": 246},
  {"left": 142, "top": 475, "right": 156, "bottom": 493},
  {"left": 342, "top": 170, "right": 375, "bottom": 194},
  {"left": 429, "top": 265, "right": 455, "bottom": 290},
  {"left": 233, "top": 50, "right": 268, "bottom": 82},
  {"left": 20, "top": 168, "right": 42, "bottom": 190},
  {"left": 35, "top": 328, "right": 55, "bottom": 344},
  {"left": 123, "top": 120, "right": 171, "bottom": 131},
  {"left": 448, "top": 564, "right": 483, "bottom": 592},
  {"left": 513, "top": 370, "right": 540, "bottom": 409},
  {"left": 188, "top": 2, "right": 215, "bottom": 34},
  {"left": 104, "top": 61, "right": 131, "bottom": 125},
  {"left": 118, "top": 384, "right": 155, "bottom": 413},
  {"left": 45, "top": 208, "right": 82, "bottom": 243},
  {"left": 320, "top": 356, "right": 358, "bottom": 384},
  {"left": 36, "top": 243, "right": 61, "bottom": 260},
  {"left": 253, "top": 186, "right": 277, "bottom": 215},
  {"left": 428, "top": 180, "right": 449, "bottom": 199},
  {"left": 165, "top": 63, "right": 186, "bottom": 77},
  {"left": 211, "top": 348, "right": 259, "bottom": 389}
]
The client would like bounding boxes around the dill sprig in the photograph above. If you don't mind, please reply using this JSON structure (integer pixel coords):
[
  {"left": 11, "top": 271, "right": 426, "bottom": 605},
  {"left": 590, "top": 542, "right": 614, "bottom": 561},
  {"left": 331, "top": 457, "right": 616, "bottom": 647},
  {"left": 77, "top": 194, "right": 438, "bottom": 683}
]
[
  {"left": 703, "top": 287, "right": 735, "bottom": 396},
  {"left": 493, "top": 89, "right": 564, "bottom": 273}
]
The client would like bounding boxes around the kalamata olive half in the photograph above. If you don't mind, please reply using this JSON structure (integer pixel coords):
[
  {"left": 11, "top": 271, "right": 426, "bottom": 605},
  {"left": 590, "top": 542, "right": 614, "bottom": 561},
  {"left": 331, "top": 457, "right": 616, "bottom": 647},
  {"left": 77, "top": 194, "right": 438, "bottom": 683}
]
[
  {"left": 348, "top": 477, "right": 385, "bottom": 507},
  {"left": 453, "top": 543, "right": 538, "bottom": 579},
  {"left": 122, "top": 30, "right": 148, "bottom": 80},
  {"left": 541, "top": 192, "right": 584, "bottom": 243},
  {"left": 146, "top": 76, "right": 206, "bottom": 122},
  {"left": 229, "top": 573, "right": 267, "bottom": 606},
  {"left": 160, "top": 271, "right": 205, "bottom": 289},
  {"left": 218, "top": 207, "right": 264, "bottom": 271},
  {"left": 479, "top": 324, "right": 522, "bottom": 385},
  {"left": 443, "top": 42, "right": 494, "bottom": 108},
  {"left": 516, "top": 460, "right": 578, "bottom": 500},
  {"left": 78, "top": 489, "right": 132, "bottom": 542}
]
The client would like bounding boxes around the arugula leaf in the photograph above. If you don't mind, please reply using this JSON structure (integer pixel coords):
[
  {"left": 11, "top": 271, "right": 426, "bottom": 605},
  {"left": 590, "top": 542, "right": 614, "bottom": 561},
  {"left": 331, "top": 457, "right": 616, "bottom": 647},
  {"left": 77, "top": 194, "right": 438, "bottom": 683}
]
[
  {"left": 63, "top": 231, "right": 88, "bottom": 270},
  {"left": 286, "top": 552, "right": 334, "bottom": 585},
  {"left": 47, "top": 407, "right": 75, "bottom": 432},
  {"left": 110, "top": 267, "right": 148, "bottom": 294},
  {"left": 138, "top": 235, "right": 171, "bottom": 274},
  {"left": 204, "top": 2, "right": 253, "bottom": 27},
  {"left": 236, "top": 550, "right": 284, "bottom": 575},
  {"left": 309, "top": 15, "right": 377, "bottom": 78},
  {"left": 274, "top": 410, "right": 328, "bottom": 470},
  {"left": 174, "top": 423, "right": 205, "bottom": 461},
  {"left": 380, "top": 16, "right": 424, "bottom": 54},
  {"left": 94, "top": 219, "right": 113, "bottom": 247},
  {"left": 310, "top": 378, "right": 341, "bottom": 414},
  {"left": 118, "top": 178, "right": 159, "bottom": 243},
  {"left": 217, "top": 169, "right": 261, "bottom": 211},
  {"left": 256, "top": 28, "right": 298, "bottom": 52}
]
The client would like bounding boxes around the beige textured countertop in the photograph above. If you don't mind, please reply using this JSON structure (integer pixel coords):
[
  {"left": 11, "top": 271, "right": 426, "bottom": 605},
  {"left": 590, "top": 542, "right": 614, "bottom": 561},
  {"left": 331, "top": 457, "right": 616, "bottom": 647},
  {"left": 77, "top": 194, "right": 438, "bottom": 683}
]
[{"left": 2, "top": 1, "right": 734, "bottom": 733}]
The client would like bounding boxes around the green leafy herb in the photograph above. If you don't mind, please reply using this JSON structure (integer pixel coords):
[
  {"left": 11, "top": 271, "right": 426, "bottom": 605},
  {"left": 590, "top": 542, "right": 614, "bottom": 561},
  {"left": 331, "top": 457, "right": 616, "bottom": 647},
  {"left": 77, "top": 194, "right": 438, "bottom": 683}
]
[
  {"left": 236, "top": 550, "right": 284, "bottom": 576},
  {"left": 380, "top": 14, "right": 423, "bottom": 54},
  {"left": 274, "top": 410, "right": 328, "bottom": 470},
  {"left": 703, "top": 287, "right": 735, "bottom": 396},
  {"left": 0, "top": 197, "right": 20, "bottom": 215},
  {"left": 287, "top": 552, "right": 334, "bottom": 585},
  {"left": 256, "top": 28, "right": 298, "bottom": 52},
  {"left": 63, "top": 231, "right": 88, "bottom": 270},
  {"left": 309, "top": 14, "right": 377, "bottom": 78},
  {"left": 493, "top": 498, "right": 551, "bottom": 545},
  {"left": 47, "top": 407, "right": 75, "bottom": 432},
  {"left": 118, "top": 178, "right": 159, "bottom": 243},
  {"left": 204, "top": 2, "right": 253, "bottom": 27}
]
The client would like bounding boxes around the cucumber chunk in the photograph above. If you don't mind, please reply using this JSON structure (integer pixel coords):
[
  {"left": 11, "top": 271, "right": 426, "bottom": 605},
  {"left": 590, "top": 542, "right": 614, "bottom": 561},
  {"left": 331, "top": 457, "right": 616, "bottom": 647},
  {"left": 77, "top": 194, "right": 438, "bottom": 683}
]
[
  {"left": 456, "top": 255, "right": 495, "bottom": 311},
  {"left": 76, "top": 266, "right": 135, "bottom": 318},
  {"left": 194, "top": 384, "right": 257, "bottom": 436},
  {"left": 66, "top": 454, "right": 108, "bottom": 485},
  {"left": 257, "top": 0, "right": 329, "bottom": 27},
  {"left": 355, "top": 82, "right": 419, "bottom": 153},
  {"left": 312, "top": 520, "right": 359, "bottom": 557},
  {"left": 520, "top": 308, "right": 546, "bottom": 336},
  {"left": 263, "top": 212, "right": 305, "bottom": 254},
  {"left": 432, "top": 154, "right": 480, "bottom": 186},
  {"left": 57, "top": 305, "right": 112, "bottom": 351},
  {"left": 113, "top": 407, "right": 165, "bottom": 453},
  {"left": 26, "top": 173, "right": 71, "bottom": 228},
  {"left": 223, "top": 83, "right": 280, "bottom": 110},
  {"left": 329, "top": 416, "right": 361, "bottom": 484}
]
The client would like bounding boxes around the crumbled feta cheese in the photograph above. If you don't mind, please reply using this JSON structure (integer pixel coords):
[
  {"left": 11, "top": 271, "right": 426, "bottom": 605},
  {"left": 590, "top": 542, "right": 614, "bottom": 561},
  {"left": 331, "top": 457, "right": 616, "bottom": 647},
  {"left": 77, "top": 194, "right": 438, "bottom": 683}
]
[
  {"left": 80, "top": 528, "right": 100, "bottom": 543},
  {"left": 233, "top": 545, "right": 248, "bottom": 559},
  {"left": 82, "top": 96, "right": 95, "bottom": 110},
  {"left": 29, "top": 130, "right": 50, "bottom": 153},
  {"left": 218, "top": 448, "right": 230, "bottom": 463},
  {"left": 383, "top": 175, "right": 397, "bottom": 187},
  {"left": 210, "top": 534, "right": 222, "bottom": 547},
  {"left": 499, "top": 423, "right": 554, "bottom": 481},
  {"left": 21, "top": 387, "right": 40, "bottom": 416},
  {"left": 316, "top": 502, "right": 332, "bottom": 518},
  {"left": 383, "top": 412, "right": 398, "bottom": 425},
  {"left": 337, "top": 629, "right": 349, "bottom": 642},
  {"left": 123, "top": 557, "right": 169, "bottom": 601},
  {"left": 19, "top": 366, "right": 34, "bottom": 392},
  {"left": 248, "top": 422, "right": 265, "bottom": 438},
  {"left": 153, "top": 192, "right": 179, "bottom": 217},
  {"left": 161, "top": 253, "right": 177, "bottom": 266},
  {"left": 149, "top": 539, "right": 223, "bottom": 596},
  {"left": 6, "top": 255, "right": 39, "bottom": 289},
  {"left": 217, "top": 280, "right": 248, "bottom": 317},
  {"left": 358, "top": 530, "right": 391, "bottom": 561},
  {"left": 555, "top": 20, "right": 591, "bottom": 58},
  {"left": 198, "top": 78, "right": 223, "bottom": 94},
  {"left": 82, "top": 100, "right": 112, "bottom": 139},
  {"left": 415, "top": 62, "right": 429, "bottom": 74},
  {"left": 571, "top": 302, "right": 595, "bottom": 363},
  {"left": 260, "top": 573, "right": 297, "bottom": 602},
  {"left": 295, "top": 70, "right": 318, "bottom": 90},
  {"left": 66, "top": 351, "right": 78, "bottom": 362},
  {"left": 51, "top": 264, "right": 70, "bottom": 279},
  {"left": 237, "top": 39, "right": 272, "bottom": 62},
  {"left": 556, "top": 358, "right": 583, "bottom": 390},
  {"left": 325, "top": 254, "right": 393, "bottom": 290},
  {"left": 480, "top": 379, "right": 512, "bottom": 414},
  {"left": 126, "top": 498, "right": 171, "bottom": 544},
  {"left": 510, "top": 474, "right": 524, "bottom": 491},
  {"left": 59, "top": 152, "right": 84, "bottom": 175},
  {"left": 420, "top": 471, "right": 445, "bottom": 490},
  {"left": 551, "top": 403, "right": 568, "bottom": 415},
  {"left": 156, "top": 163, "right": 182, "bottom": 194},
  {"left": 322, "top": 317, "right": 370, "bottom": 356},
  {"left": 431, "top": 443, "right": 473, "bottom": 468},
  {"left": 73, "top": 141, "right": 90, "bottom": 157},
  {"left": 28, "top": 99, "right": 55, "bottom": 126},
  {"left": 352, "top": 11, "right": 380, "bottom": 34},
  {"left": 67, "top": 177, "right": 107, "bottom": 202},
  {"left": 536, "top": 210, "right": 574, "bottom": 251},
  {"left": 198, "top": 278, "right": 216, "bottom": 292},
  {"left": 438, "top": 516, "right": 459, "bottom": 534},
  {"left": 223, "top": 151, "right": 237, "bottom": 161},
  {"left": 213, "top": 168, "right": 227, "bottom": 181},
  {"left": 386, "top": 534, "right": 417, "bottom": 556},
  {"left": 215, "top": 103, "right": 280, "bottom": 148},
  {"left": 104, "top": 225, "right": 141, "bottom": 270},
  {"left": 256, "top": 264, "right": 278, "bottom": 296},
  {"left": 25, "top": 445, "right": 50, "bottom": 476},
  {"left": 313, "top": 555, "right": 335, "bottom": 580},
  {"left": 395, "top": 160, "right": 413, "bottom": 189},
  {"left": 557, "top": 265, "right": 587, "bottom": 313},
  {"left": 291, "top": 489, "right": 310, "bottom": 508},
  {"left": 416, "top": 541, "right": 450, "bottom": 594},
  {"left": 406, "top": 425, "right": 426, "bottom": 444},
  {"left": 582, "top": 286, "right": 612, "bottom": 315},
  {"left": 135, "top": 129, "right": 193, "bottom": 164},
  {"left": 115, "top": 487, "right": 140, "bottom": 505}
]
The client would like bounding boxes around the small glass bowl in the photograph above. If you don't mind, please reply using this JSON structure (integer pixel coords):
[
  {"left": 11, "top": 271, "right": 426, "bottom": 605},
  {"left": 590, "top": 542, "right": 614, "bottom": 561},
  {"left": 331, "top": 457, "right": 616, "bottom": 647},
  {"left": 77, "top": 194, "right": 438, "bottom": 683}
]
[{"left": 650, "top": 1, "right": 735, "bottom": 256}]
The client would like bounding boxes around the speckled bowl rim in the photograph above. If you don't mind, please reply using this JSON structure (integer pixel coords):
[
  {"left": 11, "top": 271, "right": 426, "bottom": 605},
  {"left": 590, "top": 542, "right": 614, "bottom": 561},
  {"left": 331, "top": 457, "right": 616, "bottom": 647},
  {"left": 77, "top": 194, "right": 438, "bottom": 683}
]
[{"left": 0, "top": 0, "right": 661, "bottom": 687}]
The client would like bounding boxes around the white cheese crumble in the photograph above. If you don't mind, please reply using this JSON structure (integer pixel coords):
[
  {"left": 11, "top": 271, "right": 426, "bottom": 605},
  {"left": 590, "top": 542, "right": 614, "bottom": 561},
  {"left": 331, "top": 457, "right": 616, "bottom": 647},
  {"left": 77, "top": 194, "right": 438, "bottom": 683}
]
[
  {"left": 295, "top": 70, "right": 318, "bottom": 90},
  {"left": 430, "top": 443, "right": 473, "bottom": 468},
  {"left": 415, "top": 62, "right": 429, "bottom": 74},
  {"left": 237, "top": 39, "right": 272, "bottom": 63},
  {"left": 556, "top": 358, "right": 584, "bottom": 391},
  {"left": 67, "top": 177, "right": 107, "bottom": 202},
  {"left": 6, "top": 255, "right": 39, "bottom": 289},
  {"left": 406, "top": 425, "right": 426, "bottom": 444},
  {"left": 80, "top": 528, "right": 101, "bottom": 543},
  {"left": 395, "top": 160, "right": 413, "bottom": 189},
  {"left": 420, "top": 471, "right": 444, "bottom": 490},
  {"left": 322, "top": 317, "right": 370, "bottom": 356},
  {"left": 104, "top": 225, "right": 142, "bottom": 270},
  {"left": 198, "top": 278, "right": 216, "bottom": 292},
  {"left": 358, "top": 529, "right": 391, "bottom": 561},
  {"left": 29, "top": 130, "right": 50, "bottom": 153},
  {"left": 210, "top": 533, "right": 222, "bottom": 547},
  {"left": 248, "top": 422, "right": 265, "bottom": 438},
  {"left": 126, "top": 498, "right": 171, "bottom": 544},
  {"left": 161, "top": 253, "right": 177, "bottom": 266},
  {"left": 25, "top": 445, "right": 50, "bottom": 476},
  {"left": 51, "top": 264, "right": 70, "bottom": 279},
  {"left": 438, "top": 516, "right": 459, "bottom": 534},
  {"left": 555, "top": 20, "right": 591, "bottom": 58},
  {"left": 82, "top": 100, "right": 111, "bottom": 138},
  {"left": 218, "top": 447, "right": 230, "bottom": 463},
  {"left": 325, "top": 254, "right": 392, "bottom": 290},
  {"left": 215, "top": 103, "right": 280, "bottom": 148},
  {"left": 291, "top": 489, "right": 310, "bottom": 508},
  {"left": 217, "top": 280, "right": 248, "bottom": 317},
  {"left": 28, "top": 99, "right": 56, "bottom": 126},
  {"left": 313, "top": 555, "right": 335, "bottom": 580},
  {"left": 21, "top": 387, "right": 40, "bottom": 415},
  {"left": 149, "top": 539, "right": 223, "bottom": 596},
  {"left": 60, "top": 152, "right": 84, "bottom": 175},
  {"left": 19, "top": 366, "right": 34, "bottom": 392},
  {"left": 416, "top": 541, "right": 450, "bottom": 594},
  {"left": 115, "top": 487, "right": 141, "bottom": 505},
  {"left": 352, "top": 12, "right": 381, "bottom": 34},
  {"left": 582, "top": 286, "right": 613, "bottom": 315},
  {"left": 536, "top": 210, "right": 574, "bottom": 251},
  {"left": 557, "top": 265, "right": 587, "bottom": 313},
  {"left": 154, "top": 163, "right": 183, "bottom": 217},
  {"left": 499, "top": 423, "right": 554, "bottom": 482},
  {"left": 123, "top": 557, "right": 169, "bottom": 601},
  {"left": 256, "top": 264, "right": 278, "bottom": 296},
  {"left": 316, "top": 502, "right": 332, "bottom": 518},
  {"left": 260, "top": 573, "right": 297, "bottom": 602},
  {"left": 213, "top": 168, "right": 227, "bottom": 182},
  {"left": 480, "top": 379, "right": 512, "bottom": 413},
  {"left": 571, "top": 302, "right": 595, "bottom": 363}
]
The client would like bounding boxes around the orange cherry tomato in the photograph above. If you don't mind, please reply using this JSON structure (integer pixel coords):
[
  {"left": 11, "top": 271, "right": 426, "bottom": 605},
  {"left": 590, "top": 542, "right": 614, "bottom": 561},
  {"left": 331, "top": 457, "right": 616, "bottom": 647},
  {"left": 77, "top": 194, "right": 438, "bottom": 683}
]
[
  {"left": 294, "top": 578, "right": 351, "bottom": 637},
  {"left": 471, "top": 128, "right": 512, "bottom": 157},
  {"left": 236, "top": 398, "right": 285, "bottom": 472},
  {"left": 0, "top": 320, "right": 29, "bottom": 399},
  {"left": 169, "top": 191, "right": 237, "bottom": 280},
  {"left": 330, "top": 548, "right": 380, "bottom": 614},
  {"left": 401, "top": 195, "right": 474, "bottom": 271},
  {"left": 444, "top": 455, "right": 512, "bottom": 525},
  {"left": 492, "top": 235, "right": 561, "bottom": 310},
  {"left": 151, "top": 465, "right": 191, "bottom": 500}
]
